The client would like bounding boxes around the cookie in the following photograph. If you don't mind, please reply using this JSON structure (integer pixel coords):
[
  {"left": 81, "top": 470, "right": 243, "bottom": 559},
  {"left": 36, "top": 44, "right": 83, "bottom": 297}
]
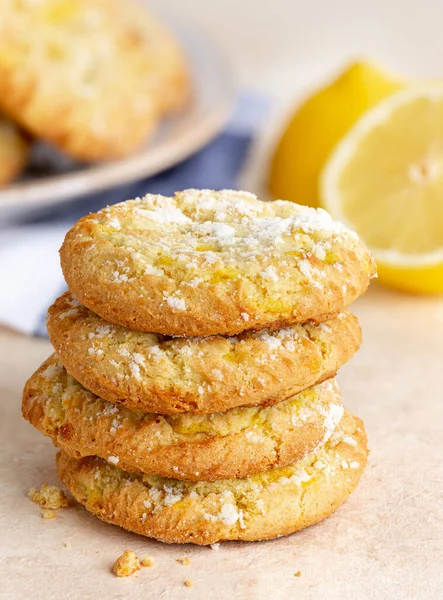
[
  {"left": 23, "top": 354, "right": 344, "bottom": 481},
  {"left": 0, "top": 0, "right": 189, "bottom": 160},
  {"left": 0, "top": 115, "right": 29, "bottom": 186},
  {"left": 47, "top": 292, "right": 361, "bottom": 414},
  {"left": 56, "top": 411, "right": 367, "bottom": 544},
  {"left": 60, "top": 190, "right": 376, "bottom": 336}
]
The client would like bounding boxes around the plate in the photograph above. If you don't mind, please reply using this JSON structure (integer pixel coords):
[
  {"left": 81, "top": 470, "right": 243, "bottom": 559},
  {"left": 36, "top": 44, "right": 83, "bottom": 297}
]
[{"left": 0, "top": 19, "right": 235, "bottom": 215}]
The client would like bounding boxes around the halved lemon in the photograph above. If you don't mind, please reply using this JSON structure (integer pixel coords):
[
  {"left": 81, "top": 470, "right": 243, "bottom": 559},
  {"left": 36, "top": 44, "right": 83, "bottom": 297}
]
[
  {"left": 268, "top": 60, "right": 403, "bottom": 208},
  {"left": 321, "top": 85, "right": 443, "bottom": 294}
]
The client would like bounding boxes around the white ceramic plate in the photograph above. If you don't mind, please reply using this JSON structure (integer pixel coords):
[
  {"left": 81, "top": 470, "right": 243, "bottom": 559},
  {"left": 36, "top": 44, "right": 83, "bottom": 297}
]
[{"left": 0, "top": 20, "right": 235, "bottom": 215}]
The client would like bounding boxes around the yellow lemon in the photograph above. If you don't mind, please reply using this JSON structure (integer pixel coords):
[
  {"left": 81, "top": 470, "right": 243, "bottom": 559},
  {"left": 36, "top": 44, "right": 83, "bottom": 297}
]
[
  {"left": 268, "top": 60, "right": 403, "bottom": 207},
  {"left": 321, "top": 85, "right": 443, "bottom": 294}
]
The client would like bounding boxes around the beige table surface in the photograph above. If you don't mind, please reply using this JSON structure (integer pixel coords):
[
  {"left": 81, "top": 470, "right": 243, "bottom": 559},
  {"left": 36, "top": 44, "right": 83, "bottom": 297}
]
[
  {"left": 2, "top": 2, "right": 443, "bottom": 597},
  {"left": 1, "top": 284, "right": 442, "bottom": 600}
]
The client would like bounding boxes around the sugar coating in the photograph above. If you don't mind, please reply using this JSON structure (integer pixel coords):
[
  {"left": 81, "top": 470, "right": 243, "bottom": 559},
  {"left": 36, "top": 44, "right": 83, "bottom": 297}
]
[
  {"left": 41, "top": 363, "right": 61, "bottom": 381},
  {"left": 164, "top": 293, "right": 187, "bottom": 311},
  {"left": 261, "top": 265, "right": 279, "bottom": 282},
  {"left": 98, "top": 190, "right": 358, "bottom": 263},
  {"left": 255, "top": 331, "right": 282, "bottom": 351},
  {"left": 320, "top": 403, "right": 344, "bottom": 443},
  {"left": 342, "top": 435, "right": 358, "bottom": 447},
  {"left": 108, "top": 218, "right": 121, "bottom": 230}
]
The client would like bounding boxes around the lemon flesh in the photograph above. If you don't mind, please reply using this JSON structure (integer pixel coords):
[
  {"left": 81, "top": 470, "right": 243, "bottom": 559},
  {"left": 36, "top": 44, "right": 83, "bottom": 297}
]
[
  {"left": 268, "top": 61, "right": 403, "bottom": 208},
  {"left": 321, "top": 86, "right": 443, "bottom": 294}
]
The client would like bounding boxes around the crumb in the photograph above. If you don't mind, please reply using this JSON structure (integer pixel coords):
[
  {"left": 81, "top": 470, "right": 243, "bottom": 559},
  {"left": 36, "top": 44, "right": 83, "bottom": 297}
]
[
  {"left": 140, "top": 556, "right": 155, "bottom": 567},
  {"left": 294, "top": 571, "right": 301, "bottom": 577},
  {"left": 113, "top": 549, "right": 140, "bottom": 577},
  {"left": 64, "top": 542, "right": 71, "bottom": 548},
  {"left": 184, "top": 579, "right": 193, "bottom": 588},
  {"left": 177, "top": 557, "right": 191, "bottom": 566},
  {"left": 41, "top": 509, "right": 57, "bottom": 519},
  {"left": 28, "top": 484, "right": 69, "bottom": 509}
]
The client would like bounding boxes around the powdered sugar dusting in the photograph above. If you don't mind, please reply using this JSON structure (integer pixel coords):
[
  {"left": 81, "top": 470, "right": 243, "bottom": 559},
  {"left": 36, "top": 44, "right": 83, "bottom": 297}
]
[
  {"left": 129, "top": 362, "right": 141, "bottom": 380},
  {"left": 162, "top": 486, "right": 183, "bottom": 506},
  {"left": 163, "top": 293, "right": 187, "bottom": 311},
  {"left": 106, "top": 191, "right": 361, "bottom": 265},
  {"left": 197, "top": 222, "right": 236, "bottom": 238},
  {"left": 261, "top": 265, "right": 279, "bottom": 282},
  {"left": 138, "top": 206, "right": 191, "bottom": 224},
  {"left": 219, "top": 503, "right": 240, "bottom": 525},
  {"left": 342, "top": 435, "right": 357, "bottom": 447},
  {"left": 256, "top": 331, "right": 282, "bottom": 350},
  {"left": 108, "top": 218, "right": 121, "bottom": 230},
  {"left": 117, "top": 348, "right": 130, "bottom": 357},
  {"left": 144, "top": 264, "right": 163, "bottom": 276},
  {"left": 245, "top": 430, "right": 266, "bottom": 443},
  {"left": 133, "top": 353, "right": 145, "bottom": 365},
  {"left": 278, "top": 467, "right": 312, "bottom": 486},
  {"left": 321, "top": 404, "right": 344, "bottom": 443},
  {"left": 313, "top": 244, "right": 326, "bottom": 260},
  {"left": 41, "top": 363, "right": 61, "bottom": 381}
]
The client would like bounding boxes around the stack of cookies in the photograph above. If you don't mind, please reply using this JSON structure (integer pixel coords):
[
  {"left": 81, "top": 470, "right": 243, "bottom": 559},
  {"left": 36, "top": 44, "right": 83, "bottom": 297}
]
[{"left": 22, "top": 189, "right": 376, "bottom": 545}]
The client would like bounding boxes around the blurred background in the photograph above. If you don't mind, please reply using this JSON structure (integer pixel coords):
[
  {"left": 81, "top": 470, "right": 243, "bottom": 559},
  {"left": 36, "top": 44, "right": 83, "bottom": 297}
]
[
  {"left": 1, "top": 0, "right": 443, "bottom": 334},
  {"left": 152, "top": 0, "right": 443, "bottom": 95}
]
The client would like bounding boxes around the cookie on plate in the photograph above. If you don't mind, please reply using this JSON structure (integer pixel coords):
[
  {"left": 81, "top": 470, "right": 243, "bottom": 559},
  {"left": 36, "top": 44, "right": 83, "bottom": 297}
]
[
  {"left": 0, "top": 0, "right": 189, "bottom": 160},
  {"left": 23, "top": 354, "right": 345, "bottom": 481},
  {"left": 57, "top": 411, "right": 367, "bottom": 544},
  {"left": 47, "top": 292, "right": 361, "bottom": 413},
  {"left": 0, "top": 116, "right": 29, "bottom": 186},
  {"left": 60, "top": 189, "right": 376, "bottom": 336}
]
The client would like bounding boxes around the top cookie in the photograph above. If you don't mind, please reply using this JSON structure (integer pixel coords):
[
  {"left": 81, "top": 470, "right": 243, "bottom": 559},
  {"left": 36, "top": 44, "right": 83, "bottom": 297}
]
[
  {"left": 0, "top": 0, "right": 189, "bottom": 161},
  {"left": 60, "top": 189, "right": 376, "bottom": 336}
]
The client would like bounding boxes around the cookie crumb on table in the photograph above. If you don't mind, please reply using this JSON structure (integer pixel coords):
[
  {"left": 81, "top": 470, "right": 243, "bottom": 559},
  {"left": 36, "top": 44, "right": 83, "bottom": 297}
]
[
  {"left": 140, "top": 556, "right": 155, "bottom": 567},
  {"left": 28, "top": 483, "right": 69, "bottom": 509},
  {"left": 41, "top": 509, "right": 57, "bottom": 520},
  {"left": 184, "top": 579, "right": 193, "bottom": 588},
  {"left": 177, "top": 557, "right": 191, "bottom": 566},
  {"left": 294, "top": 571, "right": 302, "bottom": 577},
  {"left": 113, "top": 549, "right": 140, "bottom": 577}
]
